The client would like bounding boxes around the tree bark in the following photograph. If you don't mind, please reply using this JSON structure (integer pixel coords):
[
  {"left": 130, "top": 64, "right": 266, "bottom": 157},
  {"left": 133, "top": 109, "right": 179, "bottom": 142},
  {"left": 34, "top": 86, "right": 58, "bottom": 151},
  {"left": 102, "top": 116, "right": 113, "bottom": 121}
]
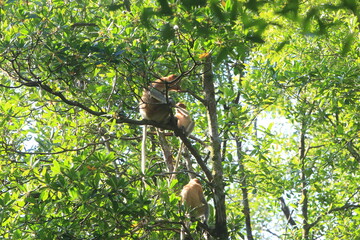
[
  {"left": 236, "top": 140, "right": 254, "bottom": 240},
  {"left": 278, "top": 197, "right": 297, "bottom": 228},
  {"left": 300, "top": 123, "right": 309, "bottom": 240},
  {"left": 157, "top": 129, "right": 174, "bottom": 173},
  {"left": 202, "top": 55, "right": 228, "bottom": 239}
]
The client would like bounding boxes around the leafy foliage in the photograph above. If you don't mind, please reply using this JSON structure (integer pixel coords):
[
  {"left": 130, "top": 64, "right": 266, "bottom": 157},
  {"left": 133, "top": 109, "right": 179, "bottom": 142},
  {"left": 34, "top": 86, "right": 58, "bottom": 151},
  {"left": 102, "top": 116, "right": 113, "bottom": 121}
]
[{"left": 0, "top": 0, "right": 359, "bottom": 239}]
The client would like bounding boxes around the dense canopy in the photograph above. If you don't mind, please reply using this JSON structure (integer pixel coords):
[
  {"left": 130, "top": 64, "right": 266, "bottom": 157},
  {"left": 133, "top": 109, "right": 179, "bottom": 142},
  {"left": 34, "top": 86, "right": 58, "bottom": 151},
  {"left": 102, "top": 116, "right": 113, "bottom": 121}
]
[{"left": 0, "top": 0, "right": 359, "bottom": 239}]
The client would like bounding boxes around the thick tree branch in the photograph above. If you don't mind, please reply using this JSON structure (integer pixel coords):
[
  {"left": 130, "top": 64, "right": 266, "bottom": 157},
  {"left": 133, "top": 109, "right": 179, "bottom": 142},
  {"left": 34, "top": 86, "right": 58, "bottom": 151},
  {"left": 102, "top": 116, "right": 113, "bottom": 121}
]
[
  {"left": 174, "top": 126, "right": 213, "bottom": 182},
  {"left": 6, "top": 58, "right": 107, "bottom": 117},
  {"left": 278, "top": 197, "right": 298, "bottom": 228},
  {"left": 36, "top": 82, "right": 107, "bottom": 116}
]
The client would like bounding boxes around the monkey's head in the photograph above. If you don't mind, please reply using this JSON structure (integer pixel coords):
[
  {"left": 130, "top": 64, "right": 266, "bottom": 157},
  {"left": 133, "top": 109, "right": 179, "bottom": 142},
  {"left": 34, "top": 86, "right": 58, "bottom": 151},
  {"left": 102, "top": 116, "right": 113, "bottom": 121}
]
[
  {"left": 152, "top": 74, "right": 181, "bottom": 92},
  {"left": 191, "top": 178, "right": 201, "bottom": 185},
  {"left": 161, "top": 74, "right": 177, "bottom": 82},
  {"left": 176, "top": 102, "right": 187, "bottom": 110}
]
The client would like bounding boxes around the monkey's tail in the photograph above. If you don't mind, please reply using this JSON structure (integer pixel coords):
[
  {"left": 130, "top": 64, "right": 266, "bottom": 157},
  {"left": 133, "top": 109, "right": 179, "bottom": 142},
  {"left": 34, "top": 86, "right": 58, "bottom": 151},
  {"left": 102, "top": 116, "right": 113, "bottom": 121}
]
[
  {"left": 141, "top": 125, "right": 147, "bottom": 174},
  {"left": 171, "top": 142, "right": 184, "bottom": 181}
]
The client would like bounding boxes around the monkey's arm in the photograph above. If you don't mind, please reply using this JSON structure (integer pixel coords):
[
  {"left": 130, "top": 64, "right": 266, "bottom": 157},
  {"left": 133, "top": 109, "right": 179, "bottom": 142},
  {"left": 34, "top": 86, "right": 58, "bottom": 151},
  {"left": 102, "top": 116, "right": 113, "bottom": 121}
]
[{"left": 176, "top": 106, "right": 190, "bottom": 117}]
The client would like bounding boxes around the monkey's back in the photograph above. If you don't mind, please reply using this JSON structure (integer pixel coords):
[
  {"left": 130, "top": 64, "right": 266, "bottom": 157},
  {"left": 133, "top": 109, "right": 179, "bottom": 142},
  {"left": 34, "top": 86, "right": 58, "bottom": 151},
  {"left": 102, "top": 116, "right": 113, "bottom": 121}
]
[
  {"left": 181, "top": 180, "right": 208, "bottom": 219},
  {"left": 139, "top": 89, "right": 172, "bottom": 122}
]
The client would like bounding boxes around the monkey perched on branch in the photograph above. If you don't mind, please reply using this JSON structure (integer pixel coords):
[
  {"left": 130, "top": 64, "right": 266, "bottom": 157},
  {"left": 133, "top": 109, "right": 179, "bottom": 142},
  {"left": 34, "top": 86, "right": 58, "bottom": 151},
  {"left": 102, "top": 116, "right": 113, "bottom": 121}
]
[
  {"left": 171, "top": 103, "right": 195, "bottom": 180},
  {"left": 139, "top": 74, "right": 181, "bottom": 174},
  {"left": 180, "top": 178, "right": 209, "bottom": 239},
  {"left": 139, "top": 74, "right": 180, "bottom": 123},
  {"left": 175, "top": 103, "right": 194, "bottom": 136},
  {"left": 181, "top": 178, "right": 208, "bottom": 221}
]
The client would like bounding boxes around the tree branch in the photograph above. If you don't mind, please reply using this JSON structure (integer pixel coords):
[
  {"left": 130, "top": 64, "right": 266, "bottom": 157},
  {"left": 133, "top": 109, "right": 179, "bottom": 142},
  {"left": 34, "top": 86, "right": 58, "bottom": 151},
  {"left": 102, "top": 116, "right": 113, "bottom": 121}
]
[
  {"left": 309, "top": 203, "right": 360, "bottom": 229},
  {"left": 278, "top": 197, "right": 298, "bottom": 228},
  {"left": 346, "top": 140, "right": 360, "bottom": 163},
  {"left": 237, "top": 139, "right": 254, "bottom": 240},
  {"left": 174, "top": 126, "right": 213, "bottom": 182},
  {"left": 4, "top": 139, "right": 107, "bottom": 155},
  {"left": 157, "top": 129, "right": 174, "bottom": 172}
]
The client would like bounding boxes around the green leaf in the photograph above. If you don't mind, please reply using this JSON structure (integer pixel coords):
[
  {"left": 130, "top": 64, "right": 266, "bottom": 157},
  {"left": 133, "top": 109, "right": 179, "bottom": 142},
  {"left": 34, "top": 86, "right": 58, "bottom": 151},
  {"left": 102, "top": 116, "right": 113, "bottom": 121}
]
[
  {"left": 210, "top": 1, "right": 226, "bottom": 22},
  {"left": 160, "top": 23, "right": 175, "bottom": 40},
  {"left": 141, "top": 8, "right": 154, "bottom": 28},
  {"left": 229, "top": 0, "right": 239, "bottom": 22},
  {"left": 157, "top": 0, "right": 172, "bottom": 15},
  {"left": 69, "top": 188, "right": 79, "bottom": 200},
  {"left": 51, "top": 160, "right": 61, "bottom": 175},
  {"left": 40, "top": 190, "right": 49, "bottom": 201},
  {"left": 215, "top": 47, "right": 230, "bottom": 65},
  {"left": 180, "top": 0, "right": 207, "bottom": 9},
  {"left": 341, "top": 32, "right": 355, "bottom": 56}
]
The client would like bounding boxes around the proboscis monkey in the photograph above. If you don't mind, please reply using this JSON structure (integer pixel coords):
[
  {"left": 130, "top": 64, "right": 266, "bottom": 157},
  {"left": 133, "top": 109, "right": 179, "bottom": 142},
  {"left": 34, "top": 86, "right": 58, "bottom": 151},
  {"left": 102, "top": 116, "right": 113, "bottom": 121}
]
[
  {"left": 171, "top": 103, "right": 194, "bottom": 180},
  {"left": 139, "top": 74, "right": 180, "bottom": 122},
  {"left": 180, "top": 178, "right": 209, "bottom": 239},
  {"left": 175, "top": 103, "right": 194, "bottom": 136},
  {"left": 139, "top": 74, "right": 180, "bottom": 174}
]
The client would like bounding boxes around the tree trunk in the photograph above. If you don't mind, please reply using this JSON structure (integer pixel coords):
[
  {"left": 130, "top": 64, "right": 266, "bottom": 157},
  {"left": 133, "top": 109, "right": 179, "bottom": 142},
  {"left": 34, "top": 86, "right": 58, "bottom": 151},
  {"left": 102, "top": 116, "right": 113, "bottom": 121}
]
[
  {"left": 300, "top": 123, "right": 309, "bottom": 240},
  {"left": 236, "top": 140, "right": 254, "bottom": 240},
  {"left": 202, "top": 54, "right": 228, "bottom": 239}
]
